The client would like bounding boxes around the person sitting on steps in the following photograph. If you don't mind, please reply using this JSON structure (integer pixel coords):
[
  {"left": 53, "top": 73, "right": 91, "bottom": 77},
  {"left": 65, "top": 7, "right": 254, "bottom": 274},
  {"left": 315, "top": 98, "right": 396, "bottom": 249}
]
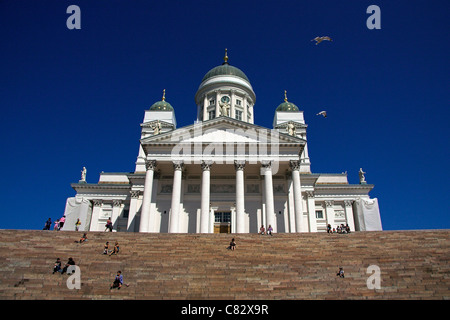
[
  {"left": 228, "top": 238, "right": 236, "bottom": 251},
  {"left": 103, "top": 241, "right": 109, "bottom": 255},
  {"left": 61, "top": 257, "right": 75, "bottom": 274},
  {"left": 109, "top": 241, "right": 120, "bottom": 256},
  {"left": 52, "top": 258, "right": 62, "bottom": 274},
  {"left": 110, "top": 270, "right": 129, "bottom": 289},
  {"left": 259, "top": 225, "right": 265, "bottom": 235}
]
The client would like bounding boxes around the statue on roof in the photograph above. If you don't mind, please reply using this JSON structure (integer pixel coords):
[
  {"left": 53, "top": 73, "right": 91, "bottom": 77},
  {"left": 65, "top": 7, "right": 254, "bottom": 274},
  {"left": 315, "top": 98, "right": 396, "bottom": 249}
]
[
  {"left": 359, "top": 168, "right": 367, "bottom": 184},
  {"left": 80, "top": 167, "right": 87, "bottom": 183}
]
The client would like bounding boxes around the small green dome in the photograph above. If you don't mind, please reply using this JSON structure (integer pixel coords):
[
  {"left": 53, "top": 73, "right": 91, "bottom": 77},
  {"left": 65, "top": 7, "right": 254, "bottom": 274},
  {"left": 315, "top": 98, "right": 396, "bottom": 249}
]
[
  {"left": 149, "top": 89, "right": 173, "bottom": 111},
  {"left": 201, "top": 63, "right": 250, "bottom": 83},
  {"left": 149, "top": 100, "right": 173, "bottom": 111},
  {"left": 276, "top": 101, "right": 299, "bottom": 112}
]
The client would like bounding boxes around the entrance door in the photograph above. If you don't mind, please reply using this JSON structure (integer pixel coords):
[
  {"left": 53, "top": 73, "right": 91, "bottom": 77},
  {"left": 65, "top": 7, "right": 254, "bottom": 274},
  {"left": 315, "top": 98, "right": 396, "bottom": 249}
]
[{"left": 214, "top": 211, "right": 231, "bottom": 233}]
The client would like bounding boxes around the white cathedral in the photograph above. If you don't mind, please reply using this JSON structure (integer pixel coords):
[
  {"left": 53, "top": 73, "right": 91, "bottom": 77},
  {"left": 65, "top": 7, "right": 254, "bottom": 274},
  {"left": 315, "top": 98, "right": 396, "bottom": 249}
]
[{"left": 62, "top": 51, "right": 382, "bottom": 234}]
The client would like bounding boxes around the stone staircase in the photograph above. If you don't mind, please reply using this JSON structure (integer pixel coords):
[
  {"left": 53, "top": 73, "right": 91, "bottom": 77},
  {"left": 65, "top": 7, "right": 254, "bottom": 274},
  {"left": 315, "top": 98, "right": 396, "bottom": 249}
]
[{"left": 0, "top": 229, "right": 448, "bottom": 300}]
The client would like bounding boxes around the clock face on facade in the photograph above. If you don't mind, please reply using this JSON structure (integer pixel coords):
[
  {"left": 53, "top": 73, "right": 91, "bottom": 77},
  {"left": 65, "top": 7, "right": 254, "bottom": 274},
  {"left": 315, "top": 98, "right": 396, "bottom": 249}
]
[{"left": 221, "top": 96, "right": 230, "bottom": 103}]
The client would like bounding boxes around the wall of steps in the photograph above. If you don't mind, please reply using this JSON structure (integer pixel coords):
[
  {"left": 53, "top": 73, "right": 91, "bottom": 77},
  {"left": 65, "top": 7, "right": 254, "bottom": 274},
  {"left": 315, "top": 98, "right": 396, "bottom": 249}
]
[{"left": 0, "top": 229, "right": 448, "bottom": 300}]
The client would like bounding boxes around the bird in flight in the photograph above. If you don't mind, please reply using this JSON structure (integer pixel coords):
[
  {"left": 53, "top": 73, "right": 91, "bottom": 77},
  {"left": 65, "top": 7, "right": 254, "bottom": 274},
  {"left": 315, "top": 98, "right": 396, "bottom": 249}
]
[
  {"left": 316, "top": 111, "right": 327, "bottom": 118},
  {"left": 311, "top": 36, "right": 333, "bottom": 45}
]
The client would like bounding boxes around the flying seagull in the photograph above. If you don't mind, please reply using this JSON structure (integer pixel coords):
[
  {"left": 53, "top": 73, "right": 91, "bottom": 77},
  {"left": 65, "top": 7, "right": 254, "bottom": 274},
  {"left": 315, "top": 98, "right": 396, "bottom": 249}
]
[
  {"left": 311, "top": 36, "right": 333, "bottom": 45},
  {"left": 316, "top": 111, "right": 327, "bottom": 118}
]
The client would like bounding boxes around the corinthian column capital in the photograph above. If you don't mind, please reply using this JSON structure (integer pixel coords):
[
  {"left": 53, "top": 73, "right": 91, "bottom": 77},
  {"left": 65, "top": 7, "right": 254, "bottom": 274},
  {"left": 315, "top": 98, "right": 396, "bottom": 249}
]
[
  {"left": 234, "top": 160, "right": 246, "bottom": 171},
  {"left": 289, "top": 160, "right": 301, "bottom": 171},
  {"left": 201, "top": 160, "right": 213, "bottom": 171},
  {"left": 145, "top": 160, "right": 157, "bottom": 171},
  {"left": 173, "top": 161, "right": 184, "bottom": 171}
]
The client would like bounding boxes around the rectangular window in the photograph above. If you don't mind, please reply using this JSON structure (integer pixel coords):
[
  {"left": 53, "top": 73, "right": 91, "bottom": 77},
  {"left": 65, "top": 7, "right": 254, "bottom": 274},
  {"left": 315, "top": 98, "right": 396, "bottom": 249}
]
[
  {"left": 236, "top": 99, "right": 241, "bottom": 106},
  {"left": 209, "top": 110, "right": 216, "bottom": 120},
  {"left": 215, "top": 212, "right": 231, "bottom": 223},
  {"left": 223, "top": 212, "right": 231, "bottom": 223},
  {"left": 209, "top": 99, "right": 215, "bottom": 106},
  {"left": 315, "top": 210, "right": 324, "bottom": 219},
  {"left": 235, "top": 110, "right": 242, "bottom": 121}
]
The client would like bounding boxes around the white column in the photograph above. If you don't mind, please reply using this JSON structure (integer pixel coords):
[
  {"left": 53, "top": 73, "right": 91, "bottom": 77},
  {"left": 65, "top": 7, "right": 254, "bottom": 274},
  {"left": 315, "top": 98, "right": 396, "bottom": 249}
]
[
  {"left": 169, "top": 161, "right": 184, "bottom": 233},
  {"left": 209, "top": 207, "right": 215, "bottom": 233},
  {"left": 261, "top": 161, "right": 275, "bottom": 232},
  {"left": 127, "top": 190, "right": 140, "bottom": 231},
  {"left": 290, "top": 160, "right": 304, "bottom": 233},
  {"left": 203, "top": 94, "right": 208, "bottom": 121},
  {"left": 139, "top": 160, "right": 156, "bottom": 233},
  {"left": 306, "top": 191, "right": 317, "bottom": 232},
  {"left": 200, "top": 161, "right": 212, "bottom": 233},
  {"left": 230, "top": 90, "right": 235, "bottom": 119},
  {"left": 344, "top": 200, "right": 355, "bottom": 232},
  {"left": 215, "top": 90, "right": 220, "bottom": 118},
  {"left": 235, "top": 160, "right": 246, "bottom": 233},
  {"left": 243, "top": 94, "right": 248, "bottom": 123}
]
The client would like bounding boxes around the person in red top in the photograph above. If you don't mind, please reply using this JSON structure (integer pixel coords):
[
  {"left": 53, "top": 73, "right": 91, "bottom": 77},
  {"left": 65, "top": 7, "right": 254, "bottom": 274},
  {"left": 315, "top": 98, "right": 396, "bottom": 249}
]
[
  {"left": 105, "top": 217, "right": 113, "bottom": 232},
  {"left": 259, "top": 225, "right": 265, "bottom": 235}
]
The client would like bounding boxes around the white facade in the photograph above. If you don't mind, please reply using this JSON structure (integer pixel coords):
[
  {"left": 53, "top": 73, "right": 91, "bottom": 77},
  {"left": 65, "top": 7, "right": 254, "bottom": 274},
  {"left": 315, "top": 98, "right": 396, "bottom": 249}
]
[{"left": 63, "top": 54, "right": 382, "bottom": 233}]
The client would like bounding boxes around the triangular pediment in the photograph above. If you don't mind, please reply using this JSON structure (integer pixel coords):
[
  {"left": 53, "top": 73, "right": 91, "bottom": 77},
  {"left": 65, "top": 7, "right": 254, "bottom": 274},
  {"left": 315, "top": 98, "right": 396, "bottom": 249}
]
[
  {"left": 140, "top": 116, "right": 305, "bottom": 145},
  {"left": 275, "top": 121, "right": 308, "bottom": 130},
  {"left": 140, "top": 119, "right": 174, "bottom": 129}
]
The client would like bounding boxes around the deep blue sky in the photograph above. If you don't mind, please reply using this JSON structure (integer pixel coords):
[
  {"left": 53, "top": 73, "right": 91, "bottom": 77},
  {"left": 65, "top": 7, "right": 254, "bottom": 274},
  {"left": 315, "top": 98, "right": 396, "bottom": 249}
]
[{"left": 0, "top": 0, "right": 448, "bottom": 231}]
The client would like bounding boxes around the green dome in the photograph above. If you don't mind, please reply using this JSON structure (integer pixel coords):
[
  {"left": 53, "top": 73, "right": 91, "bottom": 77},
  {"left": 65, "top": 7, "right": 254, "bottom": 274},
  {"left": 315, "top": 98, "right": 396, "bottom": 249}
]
[
  {"left": 201, "top": 63, "right": 250, "bottom": 83},
  {"left": 149, "top": 100, "right": 173, "bottom": 111},
  {"left": 276, "top": 101, "right": 299, "bottom": 112}
]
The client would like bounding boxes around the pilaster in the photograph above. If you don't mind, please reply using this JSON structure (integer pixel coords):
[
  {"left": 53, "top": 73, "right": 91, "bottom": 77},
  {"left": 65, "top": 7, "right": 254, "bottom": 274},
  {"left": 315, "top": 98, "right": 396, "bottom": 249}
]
[
  {"left": 90, "top": 199, "right": 102, "bottom": 231},
  {"left": 325, "top": 200, "right": 335, "bottom": 230},
  {"left": 111, "top": 200, "right": 122, "bottom": 232},
  {"left": 306, "top": 191, "right": 317, "bottom": 232},
  {"left": 127, "top": 190, "right": 140, "bottom": 232},
  {"left": 344, "top": 200, "right": 355, "bottom": 232}
]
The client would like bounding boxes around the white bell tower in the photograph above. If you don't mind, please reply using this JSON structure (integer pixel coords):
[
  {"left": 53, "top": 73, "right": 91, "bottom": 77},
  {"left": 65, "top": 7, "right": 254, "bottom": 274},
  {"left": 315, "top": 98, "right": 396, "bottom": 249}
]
[
  {"left": 135, "top": 89, "right": 177, "bottom": 173},
  {"left": 273, "top": 90, "right": 311, "bottom": 173}
]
